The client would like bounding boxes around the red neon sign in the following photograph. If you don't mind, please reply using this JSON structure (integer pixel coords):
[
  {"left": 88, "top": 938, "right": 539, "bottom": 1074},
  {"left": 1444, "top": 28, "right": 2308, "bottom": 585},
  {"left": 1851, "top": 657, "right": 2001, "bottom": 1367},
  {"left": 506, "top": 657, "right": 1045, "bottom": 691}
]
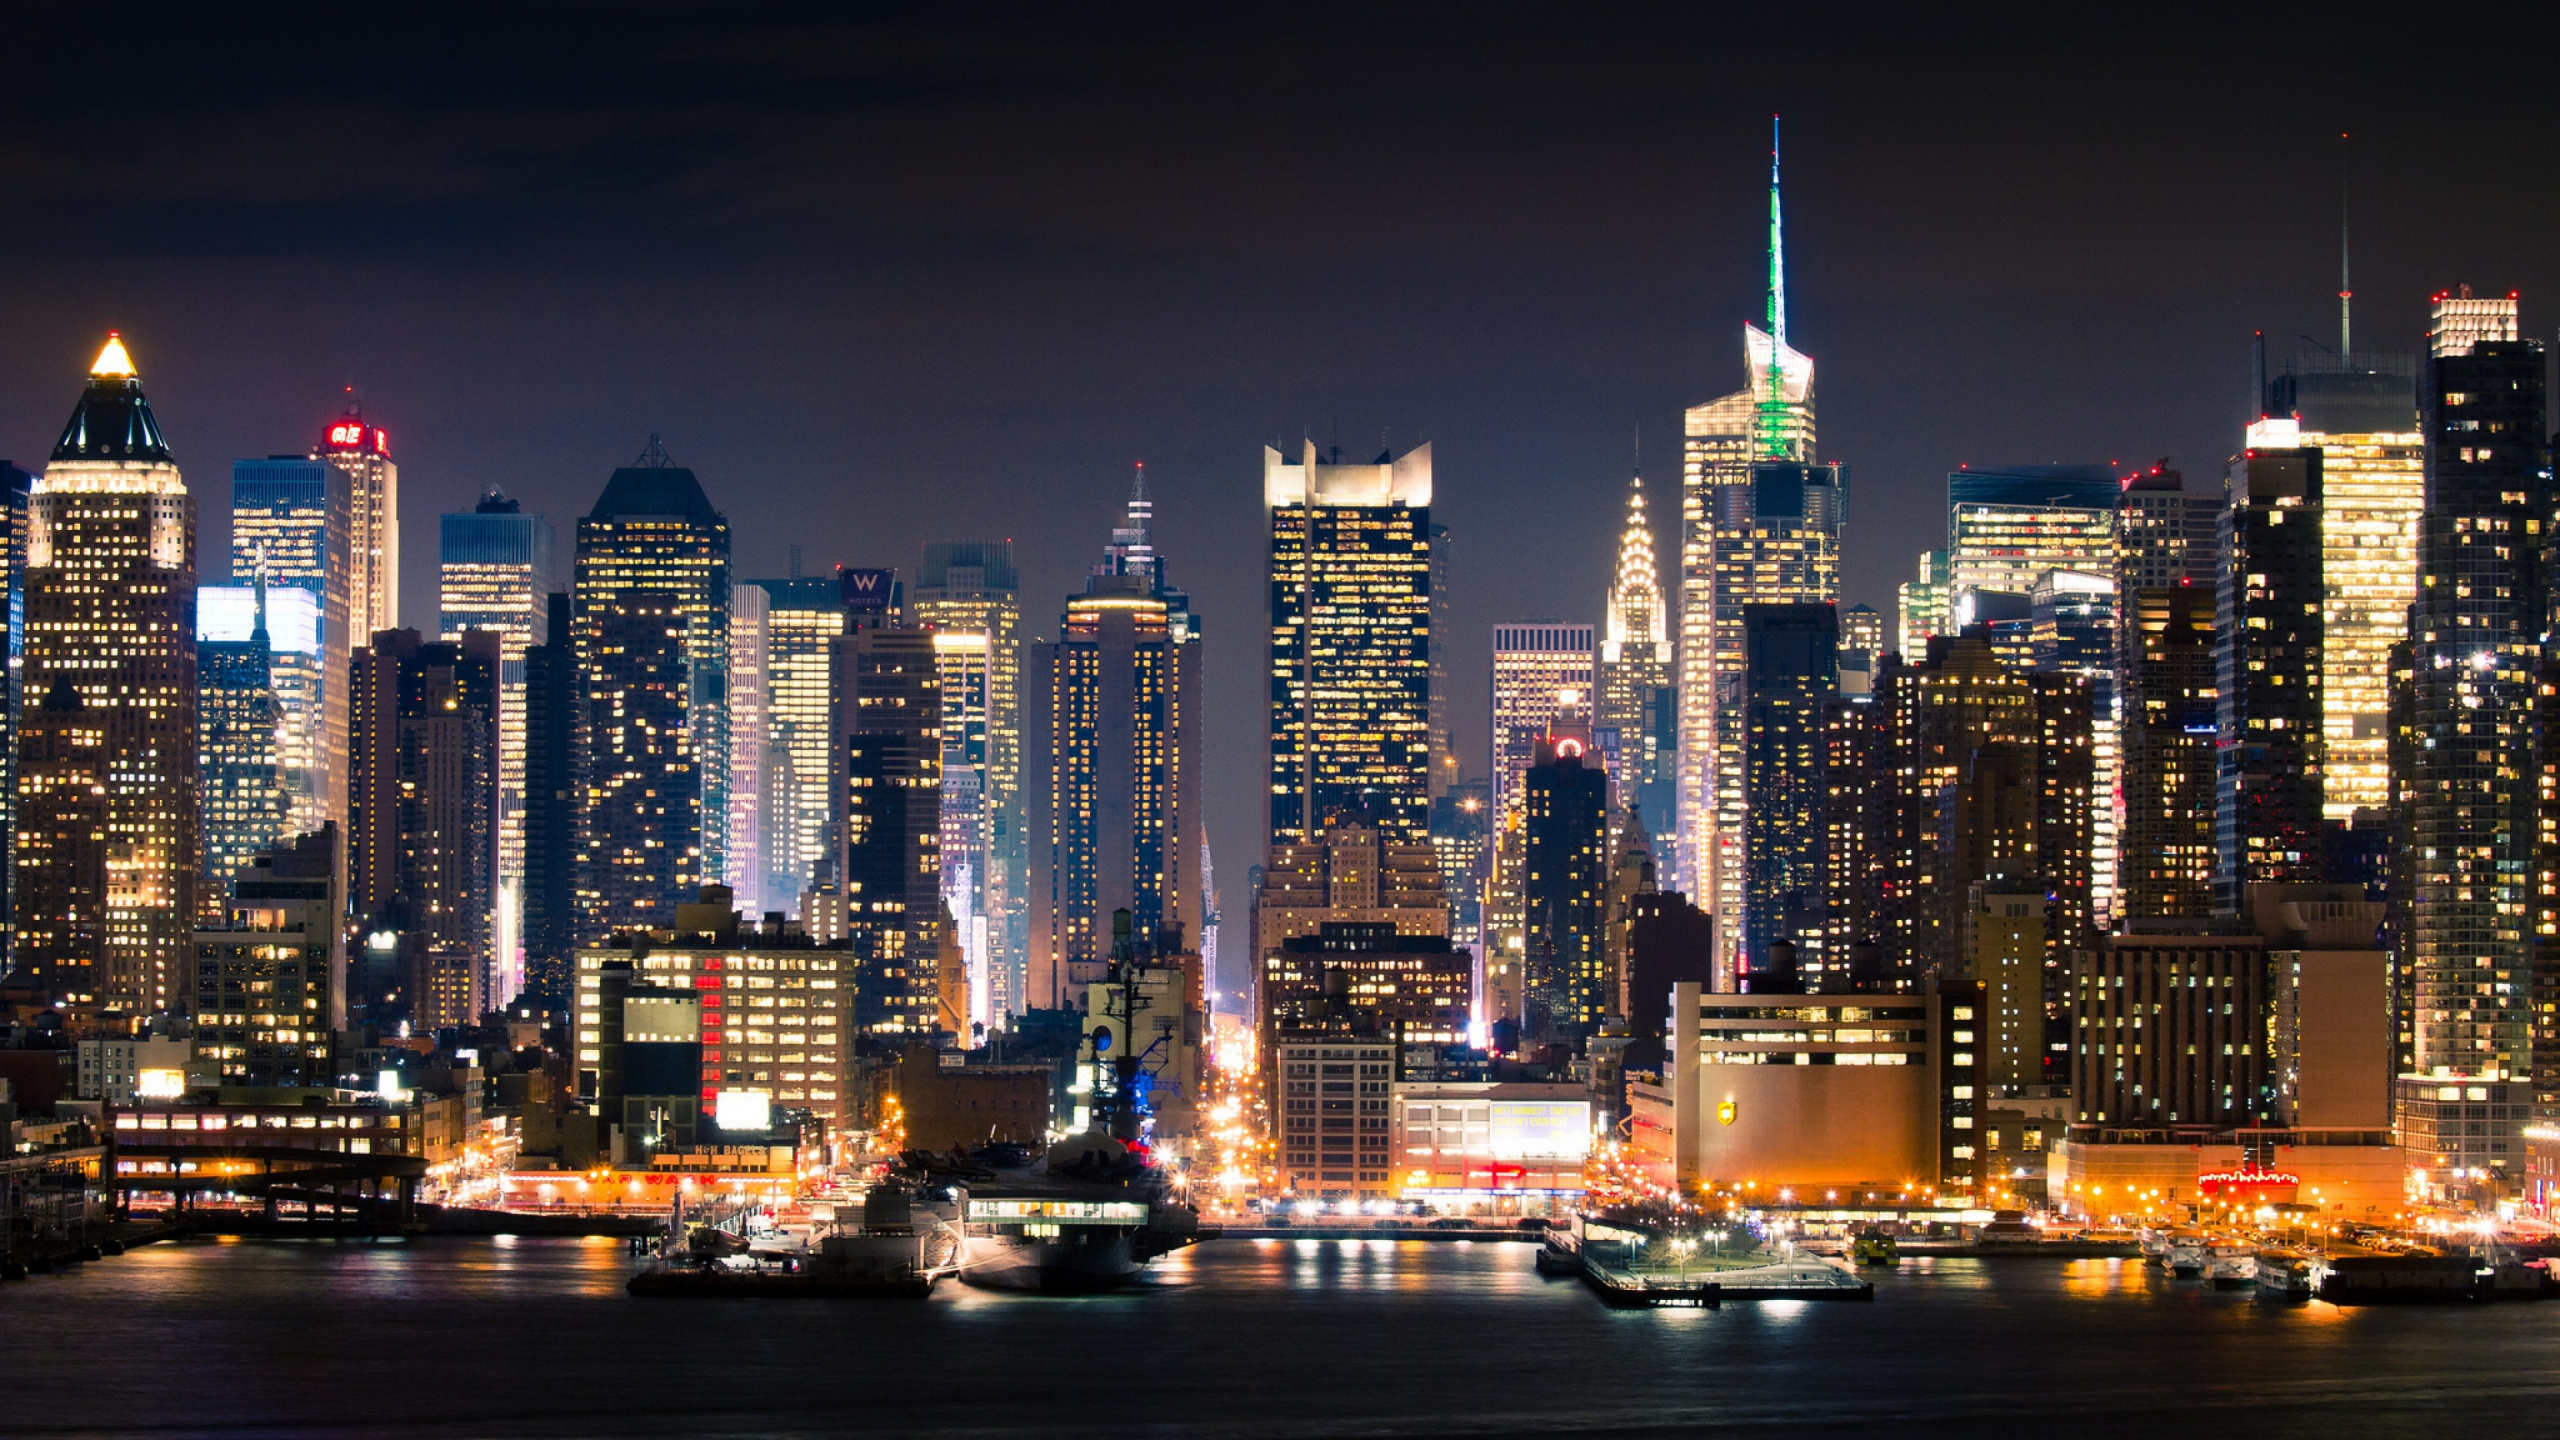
[
  {"left": 2198, "top": 1168, "right": 2299, "bottom": 1197},
  {"left": 322, "top": 422, "right": 390, "bottom": 456}
]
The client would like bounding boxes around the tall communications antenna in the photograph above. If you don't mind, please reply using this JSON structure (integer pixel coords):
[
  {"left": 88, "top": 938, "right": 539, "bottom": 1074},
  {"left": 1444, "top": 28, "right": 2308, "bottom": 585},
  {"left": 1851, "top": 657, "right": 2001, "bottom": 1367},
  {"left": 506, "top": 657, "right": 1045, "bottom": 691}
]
[{"left": 2339, "top": 132, "right": 2353, "bottom": 361}]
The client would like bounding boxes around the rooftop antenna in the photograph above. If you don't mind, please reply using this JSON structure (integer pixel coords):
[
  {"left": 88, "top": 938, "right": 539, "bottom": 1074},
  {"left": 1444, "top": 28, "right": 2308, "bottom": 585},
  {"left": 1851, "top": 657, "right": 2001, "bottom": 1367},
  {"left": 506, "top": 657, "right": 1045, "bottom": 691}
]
[
  {"left": 789, "top": 543, "right": 803, "bottom": 580},
  {"left": 635, "top": 433, "right": 672, "bottom": 468},
  {"left": 2338, "top": 132, "right": 2353, "bottom": 362}
]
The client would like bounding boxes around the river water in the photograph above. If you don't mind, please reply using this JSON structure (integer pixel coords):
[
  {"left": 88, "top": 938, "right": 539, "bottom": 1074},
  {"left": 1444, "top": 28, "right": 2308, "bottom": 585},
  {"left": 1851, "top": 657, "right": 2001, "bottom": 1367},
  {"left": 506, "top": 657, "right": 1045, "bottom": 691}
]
[{"left": 9, "top": 1236, "right": 2557, "bottom": 1437}]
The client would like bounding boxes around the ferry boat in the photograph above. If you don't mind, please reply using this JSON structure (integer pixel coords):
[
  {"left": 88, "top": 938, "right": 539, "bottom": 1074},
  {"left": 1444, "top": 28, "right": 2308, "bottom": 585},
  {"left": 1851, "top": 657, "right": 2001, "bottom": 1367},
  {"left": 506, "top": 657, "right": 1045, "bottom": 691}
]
[
  {"left": 1849, "top": 1228, "right": 1900, "bottom": 1267},
  {"left": 2165, "top": 1236, "right": 2207, "bottom": 1278},
  {"left": 2255, "top": 1250, "right": 2314, "bottom": 1302},
  {"left": 2138, "top": 1227, "right": 2173, "bottom": 1267},
  {"left": 2205, "top": 1244, "right": 2257, "bottom": 1289}
]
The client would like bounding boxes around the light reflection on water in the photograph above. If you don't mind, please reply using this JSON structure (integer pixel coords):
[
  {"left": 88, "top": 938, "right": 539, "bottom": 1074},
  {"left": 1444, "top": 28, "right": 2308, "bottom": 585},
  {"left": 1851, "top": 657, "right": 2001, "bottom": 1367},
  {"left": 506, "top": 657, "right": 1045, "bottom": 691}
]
[{"left": 10, "top": 1235, "right": 2560, "bottom": 1436}]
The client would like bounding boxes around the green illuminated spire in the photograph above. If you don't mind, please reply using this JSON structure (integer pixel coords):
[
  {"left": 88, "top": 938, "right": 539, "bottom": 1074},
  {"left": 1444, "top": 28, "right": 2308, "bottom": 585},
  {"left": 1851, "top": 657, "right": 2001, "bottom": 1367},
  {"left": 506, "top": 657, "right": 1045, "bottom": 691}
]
[{"left": 1754, "top": 115, "right": 1790, "bottom": 461}]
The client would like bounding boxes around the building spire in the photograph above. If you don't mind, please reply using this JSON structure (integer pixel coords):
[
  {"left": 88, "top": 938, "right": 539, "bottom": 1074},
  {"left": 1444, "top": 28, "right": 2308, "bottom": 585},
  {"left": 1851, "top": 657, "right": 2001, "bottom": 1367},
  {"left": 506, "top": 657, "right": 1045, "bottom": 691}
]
[{"left": 1754, "top": 115, "right": 1792, "bottom": 461}]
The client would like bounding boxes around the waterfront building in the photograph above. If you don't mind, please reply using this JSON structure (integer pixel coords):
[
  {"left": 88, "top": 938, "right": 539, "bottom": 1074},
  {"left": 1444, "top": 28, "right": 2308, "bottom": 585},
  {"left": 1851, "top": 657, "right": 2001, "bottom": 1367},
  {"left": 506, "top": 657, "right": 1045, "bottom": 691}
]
[
  {"left": 1272, "top": 1026, "right": 1399, "bottom": 1200},
  {"left": 2215, "top": 446, "right": 2326, "bottom": 909},
  {"left": 1523, "top": 732, "right": 1609, "bottom": 1044},
  {"left": 1392, "top": 1079, "right": 1591, "bottom": 1209},
  {"left": 1265, "top": 922, "right": 1472, "bottom": 1189},
  {"left": 2246, "top": 883, "right": 2390, "bottom": 1132},
  {"left": 20, "top": 336, "right": 199, "bottom": 1016},
  {"left": 2072, "top": 923, "right": 2271, "bottom": 1127},
  {"left": 438, "top": 487, "right": 558, "bottom": 963},
  {"left": 1963, "top": 885, "right": 2046, "bottom": 1095},
  {"left": 2117, "top": 586, "right": 2218, "bottom": 919},
  {"left": 2400, "top": 293, "right": 2546, "bottom": 1192},
  {"left": 1025, "top": 507, "right": 1202, "bottom": 1014},
  {"left": 520, "top": 593, "right": 577, "bottom": 1006},
  {"left": 1597, "top": 471, "right": 1674, "bottom": 849},
  {"left": 191, "top": 825, "right": 344, "bottom": 1087},
  {"left": 1266, "top": 440, "right": 1434, "bottom": 849},
  {"left": 229, "top": 452, "right": 351, "bottom": 837},
  {"left": 1629, "top": 983, "right": 1948, "bottom": 1195},
  {"left": 834, "top": 610, "right": 943, "bottom": 1040},
  {"left": 1739, "top": 603, "right": 1836, "bottom": 977},
  {"left": 350, "top": 629, "right": 502, "bottom": 1020},
  {"left": 572, "top": 441, "right": 731, "bottom": 940},
  {"left": 575, "top": 887, "right": 853, "bottom": 1127},
  {"left": 913, "top": 537, "right": 1027, "bottom": 1013},
  {"left": 195, "top": 585, "right": 283, "bottom": 918},
  {"left": 754, "top": 576, "right": 847, "bottom": 906}
]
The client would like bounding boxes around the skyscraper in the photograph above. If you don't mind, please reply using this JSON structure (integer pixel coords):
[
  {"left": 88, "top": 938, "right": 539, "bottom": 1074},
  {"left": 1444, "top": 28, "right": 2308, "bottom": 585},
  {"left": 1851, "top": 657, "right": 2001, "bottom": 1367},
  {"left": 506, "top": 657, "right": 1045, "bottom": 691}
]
[
  {"left": 1739, "top": 603, "right": 1836, "bottom": 975},
  {"left": 2030, "top": 569, "right": 2118, "bottom": 926},
  {"left": 2116, "top": 586, "right": 2218, "bottom": 919},
  {"left": 1523, "top": 731, "right": 1609, "bottom": 1043},
  {"left": 754, "top": 576, "right": 847, "bottom": 907},
  {"left": 1944, "top": 466, "right": 2119, "bottom": 619},
  {"left": 439, "top": 487, "right": 559, "bottom": 965},
  {"left": 2402, "top": 293, "right": 2545, "bottom": 1189},
  {"left": 1491, "top": 625, "right": 1596, "bottom": 832},
  {"left": 912, "top": 537, "right": 1026, "bottom": 1017},
  {"left": 229, "top": 452, "right": 350, "bottom": 837},
  {"left": 2116, "top": 465, "right": 2221, "bottom": 592},
  {"left": 1027, "top": 493, "right": 1203, "bottom": 1014},
  {"left": 726, "top": 581, "right": 769, "bottom": 916},
  {"left": 316, "top": 396, "right": 398, "bottom": 638},
  {"left": 2215, "top": 447, "right": 2325, "bottom": 909},
  {"left": 834, "top": 601, "right": 943, "bottom": 1039},
  {"left": 572, "top": 441, "right": 731, "bottom": 940},
  {"left": 1897, "top": 550, "right": 1951, "bottom": 661},
  {"left": 19, "top": 336, "right": 199, "bottom": 1016},
  {"left": 190, "top": 824, "right": 344, "bottom": 1087},
  {"left": 1699, "top": 461, "right": 1845, "bottom": 979},
  {"left": 2261, "top": 354, "right": 2422, "bottom": 821},
  {"left": 196, "top": 583, "right": 283, "bottom": 920},
  {"left": 349, "top": 629, "right": 502, "bottom": 1017},
  {"left": 1681, "top": 136, "right": 1816, "bottom": 916},
  {"left": 520, "top": 592, "right": 577, "bottom": 1006},
  {"left": 1265, "top": 440, "right": 1434, "bottom": 848},
  {"left": 0, "top": 461, "right": 30, "bottom": 972},
  {"left": 14, "top": 681, "right": 107, "bottom": 999},
  {"left": 1598, "top": 469, "right": 1674, "bottom": 845}
]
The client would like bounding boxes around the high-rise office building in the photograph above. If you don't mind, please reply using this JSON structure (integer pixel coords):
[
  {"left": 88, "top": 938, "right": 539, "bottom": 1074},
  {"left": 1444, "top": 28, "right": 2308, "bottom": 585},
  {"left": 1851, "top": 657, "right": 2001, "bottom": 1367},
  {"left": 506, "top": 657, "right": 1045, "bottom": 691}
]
[
  {"left": 0, "top": 462, "right": 30, "bottom": 972},
  {"left": 2401, "top": 293, "right": 2545, "bottom": 1188},
  {"left": 913, "top": 537, "right": 1026, "bottom": 1018},
  {"left": 230, "top": 453, "right": 350, "bottom": 838},
  {"left": 1897, "top": 550, "right": 1950, "bottom": 661},
  {"left": 1026, "top": 499, "right": 1202, "bottom": 1014},
  {"left": 19, "top": 336, "right": 199, "bottom": 1016},
  {"left": 1740, "top": 603, "right": 1836, "bottom": 975},
  {"left": 2031, "top": 569, "right": 2118, "bottom": 927},
  {"left": 350, "top": 629, "right": 502, "bottom": 1017},
  {"left": 2215, "top": 447, "right": 2325, "bottom": 909},
  {"left": 2116, "top": 465, "right": 2221, "bottom": 591},
  {"left": 1944, "top": 466, "right": 2119, "bottom": 620},
  {"left": 439, "top": 486, "right": 559, "bottom": 968},
  {"left": 520, "top": 593, "right": 577, "bottom": 1006},
  {"left": 1598, "top": 470, "right": 1674, "bottom": 848},
  {"left": 834, "top": 605, "right": 943, "bottom": 1039},
  {"left": 15, "top": 681, "right": 108, "bottom": 999},
  {"left": 1429, "top": 520, "right": 1455, "bottom": 799},
  {"left": 1836, "top": 602, "right": 1884, "bottom": 697},
  {"left": 1265, "top": 441, "right": 1434, "bottom": 849},
  {"left": 1682, "top": 138, "right": 1816, "bottom": 915},
  {"left": 572, "top": 441, "right": 731, "bottom": 941},
  {"left": 1523, "top": 732, "right": 1609, "bottom": 1043},
  {"left": 1699, "top": 461, "right": 1845, "bottom": 980},
  {"left": 316, "top": 397, "right": 398, "bottom": 637},
  {"left": 1427, "top": 778, "right": 1490, "bottom": 953},
  {"left": 2117, "top": 586, "right": 2218, "bottom": 920},
  {"left": 754, "top": 576, "right": 846, "bottom": 907},
  {"left": 2260, "top": 354, "right": 2423, "bottom": 821},
  {"left": 195, "top": 585, "right": 283, "bottom": 920},
  {"left": 1491, "top": 624, "right": 1596, "bottom": 832},
  {"left": 725, "top": 581, "right": 769, "bottom": 916},
  {"left": 190, "top": 824, "right": 344, "bottom": 1087},
  {"left": 1819, "top": 686, "right": 1891, "bottom": 986}
]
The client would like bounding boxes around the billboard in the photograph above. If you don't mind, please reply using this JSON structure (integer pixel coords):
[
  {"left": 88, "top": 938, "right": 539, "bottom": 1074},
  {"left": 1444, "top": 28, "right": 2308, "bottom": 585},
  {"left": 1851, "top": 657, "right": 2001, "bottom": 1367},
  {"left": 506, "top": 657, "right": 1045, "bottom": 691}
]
[{"left": 839, "top": 567, "right": 896, "bottom": 614}]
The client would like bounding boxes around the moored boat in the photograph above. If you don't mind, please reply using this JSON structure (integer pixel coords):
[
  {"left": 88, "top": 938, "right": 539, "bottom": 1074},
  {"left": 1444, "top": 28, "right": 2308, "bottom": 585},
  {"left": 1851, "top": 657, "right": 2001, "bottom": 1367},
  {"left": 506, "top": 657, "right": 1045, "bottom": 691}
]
[
  {"left": 2255, "top": 1250, "right": 2314, "bottom": 1302},
  {"left": 2205, "top": 1243, "right": 2257, "bottom": 1289}
]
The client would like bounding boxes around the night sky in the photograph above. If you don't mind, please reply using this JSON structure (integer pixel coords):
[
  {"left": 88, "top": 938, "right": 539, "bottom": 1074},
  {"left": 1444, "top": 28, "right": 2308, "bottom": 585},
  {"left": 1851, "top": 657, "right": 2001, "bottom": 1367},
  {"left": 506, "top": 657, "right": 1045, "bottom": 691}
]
[{"left": 4, "top": 4, "right": 2557, "bottom": 897}]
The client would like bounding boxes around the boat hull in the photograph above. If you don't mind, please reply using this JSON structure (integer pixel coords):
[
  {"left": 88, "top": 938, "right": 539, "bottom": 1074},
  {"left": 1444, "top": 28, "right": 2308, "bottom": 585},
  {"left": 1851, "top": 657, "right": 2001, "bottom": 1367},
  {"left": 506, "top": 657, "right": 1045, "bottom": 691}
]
[{"left": 959, "top": 1231, "right": 1148, "bottom": 1292}]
